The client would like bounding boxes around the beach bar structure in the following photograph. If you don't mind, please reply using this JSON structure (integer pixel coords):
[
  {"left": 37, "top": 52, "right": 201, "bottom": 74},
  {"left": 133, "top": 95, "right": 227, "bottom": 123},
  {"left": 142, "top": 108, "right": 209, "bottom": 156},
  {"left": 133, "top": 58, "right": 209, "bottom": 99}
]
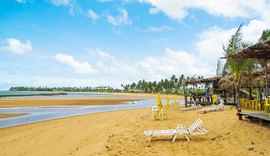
[
  {"left": 230, "top": 40, "right": 270, "bottom": 97},
  {"left": 183, "top": 77, "right": 222, "bottom": 107},
  {"left": 229, "top": 40, "right": 270, "bottom": 123}
]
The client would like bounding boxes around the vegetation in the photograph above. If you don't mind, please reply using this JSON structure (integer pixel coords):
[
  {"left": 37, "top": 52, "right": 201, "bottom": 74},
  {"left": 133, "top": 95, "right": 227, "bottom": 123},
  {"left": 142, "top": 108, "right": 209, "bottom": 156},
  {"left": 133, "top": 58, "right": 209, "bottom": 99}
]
[
  {"left": 121, "top": 74, "right": 204, "bottom": 94},
  {"left": 9, "top": 74, "right": 205, "bottom": 95},
  {"left": 221, "top": 24, "right": 251, "bottom": 118},
  {"left": 220, "top": 26, "right": 270, "bottom": 119},
  {"left": 9, "top": 86, "right": 121, "bottom": 93}
]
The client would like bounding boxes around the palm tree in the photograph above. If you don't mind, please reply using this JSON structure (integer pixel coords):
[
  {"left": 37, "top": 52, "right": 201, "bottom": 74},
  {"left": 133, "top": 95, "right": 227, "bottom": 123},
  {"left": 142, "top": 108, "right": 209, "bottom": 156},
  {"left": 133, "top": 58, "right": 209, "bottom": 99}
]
[
  {"left": 222, "top": 24, "right": 250, "bottom": 119},
  {"left": 258, "top": 29, "right": 270, "bottom": 97},
  {"left": 216, "top": 58, "right": 223, "bottom": 77},
  {"left": 259, "top": 29, "right": 270, "bottom": 42}
]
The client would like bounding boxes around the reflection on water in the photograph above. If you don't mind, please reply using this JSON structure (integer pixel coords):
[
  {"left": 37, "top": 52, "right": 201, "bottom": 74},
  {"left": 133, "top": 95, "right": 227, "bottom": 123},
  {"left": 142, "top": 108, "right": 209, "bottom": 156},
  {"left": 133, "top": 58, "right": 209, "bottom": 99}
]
[{"left": 0, "top": 98, "right": 154, "bottom": 128}]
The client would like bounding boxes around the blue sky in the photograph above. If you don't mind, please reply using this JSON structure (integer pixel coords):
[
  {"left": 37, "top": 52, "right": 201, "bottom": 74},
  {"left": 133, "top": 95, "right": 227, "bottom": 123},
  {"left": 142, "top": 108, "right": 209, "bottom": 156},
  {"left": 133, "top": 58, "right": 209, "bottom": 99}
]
[{"left": 0, "top": 0, "right": 270, "bottom": 90}]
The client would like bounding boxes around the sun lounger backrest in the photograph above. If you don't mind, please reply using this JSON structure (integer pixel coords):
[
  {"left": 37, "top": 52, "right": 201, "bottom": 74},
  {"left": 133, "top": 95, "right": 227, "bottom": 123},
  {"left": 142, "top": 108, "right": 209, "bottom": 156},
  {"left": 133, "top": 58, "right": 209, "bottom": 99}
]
[
  {"left": 219, "top": 99, "right": 224, "bottom": 105},
  {"left": 187, "top": 119, "right": 203, "bottom": 133}
]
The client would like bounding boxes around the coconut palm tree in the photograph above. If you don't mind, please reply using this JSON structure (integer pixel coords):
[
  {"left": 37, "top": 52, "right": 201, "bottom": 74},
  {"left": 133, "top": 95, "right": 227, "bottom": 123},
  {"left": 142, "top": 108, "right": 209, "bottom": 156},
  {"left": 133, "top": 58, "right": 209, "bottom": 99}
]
[
  {"left": 259, "top": 29, "right": 270, "bottom": 42},
  {"left": 258, "top": 29, "right": 270, "bottom": 97},
  {"left": 222, "top": 24, "right": 251, "bottom": 119}
]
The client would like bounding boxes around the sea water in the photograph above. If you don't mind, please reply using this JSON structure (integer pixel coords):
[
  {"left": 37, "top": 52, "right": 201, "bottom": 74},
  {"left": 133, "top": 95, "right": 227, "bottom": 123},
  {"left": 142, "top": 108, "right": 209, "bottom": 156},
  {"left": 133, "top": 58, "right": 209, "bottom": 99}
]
[
  {"left": 0, "top": 98, "right": 153, "bottom": 128},
  {"left": 0, "top": 91, "right": 112, "bottom": 98}
]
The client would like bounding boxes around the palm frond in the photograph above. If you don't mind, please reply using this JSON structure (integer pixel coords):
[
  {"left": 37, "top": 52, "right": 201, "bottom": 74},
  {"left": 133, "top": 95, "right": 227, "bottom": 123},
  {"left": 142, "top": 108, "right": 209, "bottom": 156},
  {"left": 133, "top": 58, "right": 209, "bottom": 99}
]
[{"left": 259, "top": 29, "right": 270, "bottom": 42}]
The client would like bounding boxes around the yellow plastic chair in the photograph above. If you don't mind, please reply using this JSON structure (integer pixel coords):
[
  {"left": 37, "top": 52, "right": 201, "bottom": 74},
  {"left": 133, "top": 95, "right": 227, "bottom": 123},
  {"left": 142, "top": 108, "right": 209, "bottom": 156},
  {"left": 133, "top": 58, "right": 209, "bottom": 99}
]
[
  {"left": 251, "top": 100, "right": 256, "bottom": 110},
  {"left": 212, "top": 94, "right": 218, "bottom": 105},
  {"left": 156, "top": 93, "right": 164, "bottom": 120},
  {"left": 244, "top": 99, "right": 251, "bottom": 109},
  {"left": 264, "top": 97, "right": 270, "bottom": 117},
  {"left": 173, "top": 97, "right": 178, "bottom": 105},
  {"left": 254, "top": 100, "right": 261, "bottom": 111},
  {"left": 240, "top": 98, "right": 245, "bottom": 108}
]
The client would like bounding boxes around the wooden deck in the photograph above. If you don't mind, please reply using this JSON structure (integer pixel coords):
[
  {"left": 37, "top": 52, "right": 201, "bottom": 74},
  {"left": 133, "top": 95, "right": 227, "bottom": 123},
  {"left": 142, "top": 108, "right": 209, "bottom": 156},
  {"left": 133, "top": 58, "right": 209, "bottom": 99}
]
[{"left": 238, "top": 112, "right": 270, "bottom": 126}]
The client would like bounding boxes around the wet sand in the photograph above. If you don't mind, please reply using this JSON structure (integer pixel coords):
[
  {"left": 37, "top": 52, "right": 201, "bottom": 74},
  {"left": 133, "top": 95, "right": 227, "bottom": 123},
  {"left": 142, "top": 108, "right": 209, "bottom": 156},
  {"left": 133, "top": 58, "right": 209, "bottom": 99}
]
[
  {"left": 0, "top": 113, "right": 27, "bottom": 118},
  {"left": 0, "top": 98, "right": 136, "bottom": 108}
]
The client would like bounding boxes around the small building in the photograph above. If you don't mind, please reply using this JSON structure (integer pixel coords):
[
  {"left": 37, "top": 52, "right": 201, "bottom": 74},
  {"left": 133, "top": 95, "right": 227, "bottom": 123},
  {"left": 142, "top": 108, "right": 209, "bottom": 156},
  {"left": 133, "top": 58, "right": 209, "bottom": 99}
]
[{"left": 182, "top": 77, "right": 224, "bottom": 106}]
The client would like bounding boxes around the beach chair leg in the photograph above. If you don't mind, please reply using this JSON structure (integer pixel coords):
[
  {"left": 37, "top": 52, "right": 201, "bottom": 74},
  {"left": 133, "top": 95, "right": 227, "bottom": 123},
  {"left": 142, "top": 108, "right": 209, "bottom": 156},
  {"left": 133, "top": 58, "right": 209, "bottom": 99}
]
[
  {"left": 184, "top": 134, "right": 190, "bottom": 141},
  {"left": 172, "top": 134, "right": 177, "bottom": 142},
  {"left": 148, "top": 136, "right": 152, "bottom": 142}
]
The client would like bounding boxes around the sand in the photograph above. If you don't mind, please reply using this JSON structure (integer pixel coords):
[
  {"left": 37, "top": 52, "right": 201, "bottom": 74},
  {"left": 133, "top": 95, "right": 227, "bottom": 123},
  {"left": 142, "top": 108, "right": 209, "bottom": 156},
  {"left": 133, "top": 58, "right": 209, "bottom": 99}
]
[
  {"left": 1, "top": 103, "right": 269, "bottom": 156},
  {"left": 0, "top": 113, "right": 27, "bottom": 118},
  {"left": 0, "top": 98, "right": 136, "bottom": 108}
]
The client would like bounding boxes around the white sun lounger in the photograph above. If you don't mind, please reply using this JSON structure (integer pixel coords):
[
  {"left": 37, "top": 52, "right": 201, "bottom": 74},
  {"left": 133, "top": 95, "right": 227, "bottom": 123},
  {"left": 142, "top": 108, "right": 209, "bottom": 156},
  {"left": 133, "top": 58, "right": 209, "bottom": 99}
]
[
  {"left": 199, "top": 99, "right": 225, "bottom": 113},
  {"left": 182, "top": 119, "right": 208, "bottom": 141},
  {"left": 181, "top": 101, "right": 202, "bottom": 111},
  {"left": 144, "top": 125, "right": 184, "bottom": 142},
  {"left": 144, "top": 119, "right": 207, "bottom": 142}
]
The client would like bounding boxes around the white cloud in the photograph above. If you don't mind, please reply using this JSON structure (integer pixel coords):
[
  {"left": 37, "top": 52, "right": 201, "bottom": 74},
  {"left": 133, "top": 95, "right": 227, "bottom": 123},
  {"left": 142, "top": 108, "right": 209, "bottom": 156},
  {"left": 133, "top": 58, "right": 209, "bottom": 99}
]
[
  {"left": 0, "top": 38, "right": 32, "bottom": 54},
  {"left": 55, "top": 53, "right": 95, "bottom": 74},
  {"left": 195, "top": 26, "right": 236, "bottom": 67},
  {"left": 137, "top": 48, "right": 213, "bottom": 80},
  {"left": 195, "top": 18, "right": 270, "bottom": 68},
  {"left": 87, "top": 9, "right": 99, "bottom": 21},
  {"left": 148, "top": 25, "right": 173, "bottom": 32},
  {"left": 242, "top": 19, "right": 270, "bottom": 42},
  {"left": 107, "top": 8, "right": 132, "bottom": 26},
  {"left": 51, "top": 0, "right": 81, "bottom": 15},
  {"left": 52, "top": 0, "right": 71, "bottom": 6},
  {"left": 89, "top": 48, "right": 213, "bottom": 83},
  {"left": 16, "top": 0, "right": 26, "bottom": 3},
  {"left": 140, "top": 0, "right": 270, "bottom": 21}
]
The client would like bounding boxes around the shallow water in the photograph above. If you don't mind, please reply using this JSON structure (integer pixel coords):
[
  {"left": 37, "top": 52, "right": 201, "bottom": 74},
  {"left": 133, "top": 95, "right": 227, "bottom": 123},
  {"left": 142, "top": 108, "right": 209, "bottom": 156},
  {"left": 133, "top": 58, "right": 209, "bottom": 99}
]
[{"left": 0, "top": 98, "right": 185, "bottom": 128}]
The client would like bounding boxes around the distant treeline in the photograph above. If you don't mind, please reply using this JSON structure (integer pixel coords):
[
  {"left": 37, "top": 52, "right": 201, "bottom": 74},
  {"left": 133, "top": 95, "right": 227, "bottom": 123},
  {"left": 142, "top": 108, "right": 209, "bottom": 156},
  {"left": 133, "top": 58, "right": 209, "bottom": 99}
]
[
  {"left": 121, "top": 75, "right": 204, "bottom": 94},
  {"left": 9, "top": 75, "right": 205, "bottom": 94},
  {"left": 9, "top": 86, "right": 122, "bottom": 93}
]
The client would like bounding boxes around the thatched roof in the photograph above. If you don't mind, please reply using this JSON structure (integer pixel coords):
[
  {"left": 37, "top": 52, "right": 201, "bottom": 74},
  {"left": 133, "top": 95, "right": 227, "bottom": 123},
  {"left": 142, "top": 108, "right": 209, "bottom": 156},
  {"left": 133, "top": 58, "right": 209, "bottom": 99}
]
[
  {"left": 218, "top": 73, "right": 270, "bottom": 89},
  {"left": 183, "top": 77, "right": 220, "bottom": 85},
  {"left": 230, "top": 40, "right": 270, "bottom": 59},
  {"left": 252, "top": 74, "right": 270, "bottom": 88}
]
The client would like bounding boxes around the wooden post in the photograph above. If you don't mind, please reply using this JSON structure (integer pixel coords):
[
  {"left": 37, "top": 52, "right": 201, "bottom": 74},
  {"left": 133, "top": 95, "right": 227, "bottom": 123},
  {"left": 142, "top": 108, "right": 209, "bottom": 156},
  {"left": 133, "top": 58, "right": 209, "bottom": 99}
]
[
  {"left": 233, "top": 88, "right": 236, "bottom": 105},
  {"left": 265, "top": 59, "right": 268, "bottom": 97},
  {"left": 184, "top": 84, "right": 187, "bottom": 107},
  {"left": 259, "top": 88, "right": 262, "bottom": 110}
]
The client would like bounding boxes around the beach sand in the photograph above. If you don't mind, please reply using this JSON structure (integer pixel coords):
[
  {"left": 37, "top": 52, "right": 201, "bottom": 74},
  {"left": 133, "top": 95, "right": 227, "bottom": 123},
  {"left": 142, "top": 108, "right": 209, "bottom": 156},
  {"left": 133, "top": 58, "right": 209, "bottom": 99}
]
[
  {"left": 0, "top": 113, "right": 27, "bottom": 118},
  {"left": 0, "top": 98, "right": 136, "bottom": 108},
  {"left": 1, "top": 104, "right": 269, "bottom": 156}
]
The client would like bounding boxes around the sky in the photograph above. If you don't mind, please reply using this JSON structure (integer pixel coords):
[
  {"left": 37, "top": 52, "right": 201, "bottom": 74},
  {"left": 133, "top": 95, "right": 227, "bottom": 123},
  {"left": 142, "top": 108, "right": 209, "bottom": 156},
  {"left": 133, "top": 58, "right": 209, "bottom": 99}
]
[{"left": 0, "top": 0, "right": 270, "bottom": 90}]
